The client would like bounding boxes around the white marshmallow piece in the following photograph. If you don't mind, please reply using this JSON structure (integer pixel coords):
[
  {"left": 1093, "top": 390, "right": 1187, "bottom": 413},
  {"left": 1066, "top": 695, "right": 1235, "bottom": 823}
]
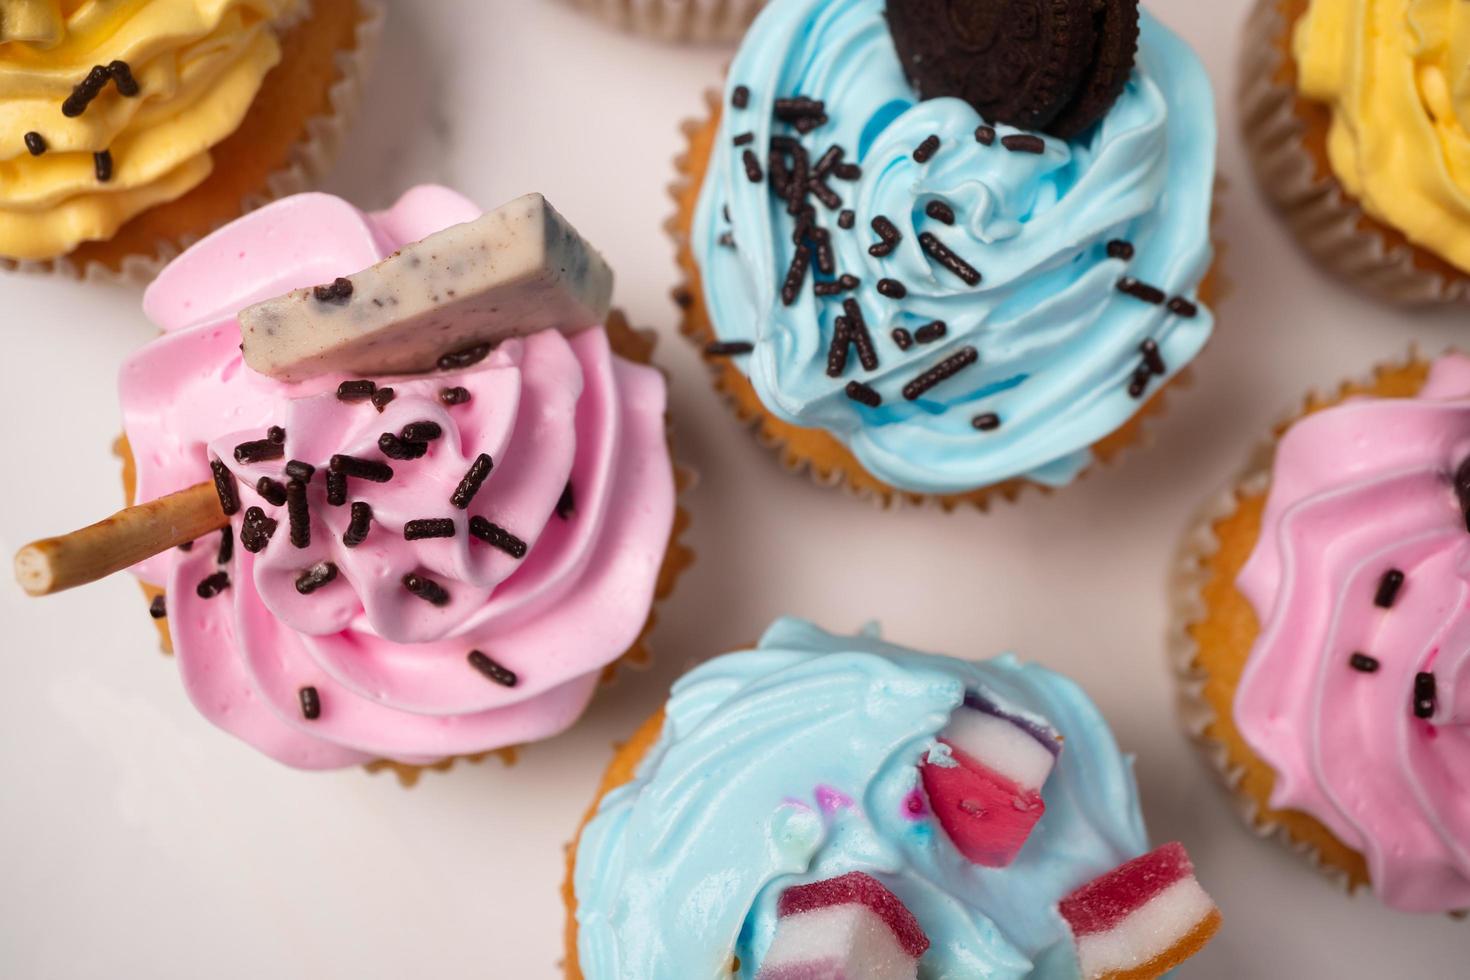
[
  {"left": 239, "top": 193, "right": 614, "bottom": 382},
  {"left": 941, "top": 708, "right": 1059, "bottom": 792}
]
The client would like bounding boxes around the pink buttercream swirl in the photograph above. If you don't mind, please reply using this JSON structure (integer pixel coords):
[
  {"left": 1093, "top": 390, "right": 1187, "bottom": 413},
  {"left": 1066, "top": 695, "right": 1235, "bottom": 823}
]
[
  {"left": 120, "top": 186, "right": 676, "bottom": 770},
  {"left": 1236, "top": 354, "right": 1470, "bottom": 913}
]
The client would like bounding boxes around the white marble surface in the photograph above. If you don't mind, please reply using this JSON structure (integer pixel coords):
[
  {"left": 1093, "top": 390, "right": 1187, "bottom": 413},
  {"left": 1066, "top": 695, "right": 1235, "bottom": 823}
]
[{"left": 1, "top": 0, "right": 1467, "bottom": 976}]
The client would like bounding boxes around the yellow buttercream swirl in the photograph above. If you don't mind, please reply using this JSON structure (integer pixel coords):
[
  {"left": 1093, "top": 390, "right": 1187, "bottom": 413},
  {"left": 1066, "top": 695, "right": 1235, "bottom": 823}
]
[
  {"left": 1294, "top": 0, "right": 1470, "bottom": 272},
  {"left": 0, "top": 0, "right": 300, "bottom": 260}
]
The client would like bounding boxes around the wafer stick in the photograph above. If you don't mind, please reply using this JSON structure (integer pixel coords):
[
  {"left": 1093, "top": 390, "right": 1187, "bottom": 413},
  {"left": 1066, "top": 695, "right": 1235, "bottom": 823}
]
[{"left": 14, "top": 482, "right": 226, "bottom": 597}]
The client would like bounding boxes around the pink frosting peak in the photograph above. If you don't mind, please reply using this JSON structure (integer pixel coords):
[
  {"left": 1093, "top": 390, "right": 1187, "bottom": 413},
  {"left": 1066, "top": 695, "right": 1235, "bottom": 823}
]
[
  {"left": 120, "top": 186, "right": 676, "bottom": 770},
  {"left": 1235, "top": 354, "right": 1470, "bottom": 913}
]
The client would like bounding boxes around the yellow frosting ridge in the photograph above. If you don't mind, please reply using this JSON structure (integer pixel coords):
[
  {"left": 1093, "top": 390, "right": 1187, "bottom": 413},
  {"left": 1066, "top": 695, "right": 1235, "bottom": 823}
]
[
  {"left": 0, "top": 0, "right": 300, "bottom": 260},
  {"left": 1294, "top": 0, "right": 1470, "bottom": 273}
]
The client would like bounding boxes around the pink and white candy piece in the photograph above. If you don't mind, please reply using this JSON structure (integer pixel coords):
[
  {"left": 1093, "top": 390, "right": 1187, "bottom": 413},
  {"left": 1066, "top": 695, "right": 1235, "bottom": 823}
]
[
  {"left": 920, "top": 694, "right": 1063, "bottom": 866},
  {"left": 756, "top": 872, "right": 930, "bottom": 980},
  {"left": 1060, "top": 842, "right": 1222, "bottom": 980}
]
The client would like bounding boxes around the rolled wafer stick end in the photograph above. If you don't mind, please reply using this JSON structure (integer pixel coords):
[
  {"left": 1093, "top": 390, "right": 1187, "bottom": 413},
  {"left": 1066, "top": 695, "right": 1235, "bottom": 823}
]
[{"left": 14, "top": 544, "right": 58, "bottom": 597}]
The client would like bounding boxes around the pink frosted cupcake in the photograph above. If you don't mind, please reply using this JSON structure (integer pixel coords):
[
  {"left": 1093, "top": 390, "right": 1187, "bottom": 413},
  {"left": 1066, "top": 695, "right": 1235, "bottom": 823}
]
[{"left": 28, "top": 185, "right": 690, "bottom": 782}]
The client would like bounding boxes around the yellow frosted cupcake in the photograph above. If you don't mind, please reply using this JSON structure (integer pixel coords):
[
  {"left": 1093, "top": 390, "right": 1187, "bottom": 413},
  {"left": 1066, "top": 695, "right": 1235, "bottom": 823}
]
[{"left": 0, "top": 0, "right": 382, "bottom": 280}]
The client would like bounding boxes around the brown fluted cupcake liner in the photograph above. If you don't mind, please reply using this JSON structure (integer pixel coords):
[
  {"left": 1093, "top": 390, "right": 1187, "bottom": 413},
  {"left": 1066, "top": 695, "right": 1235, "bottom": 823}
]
[
  {"left": 1168, "top": 351, "right": 1448, "bottom": 899},
  {"left": 671, "top": 89, "right": 1223, "bottom": 512},
  {"left": 569, "top": 0, "right": 765, "bottom": 42},
  {"left": 120, "top": 311, "right": 696, "bottom": 786},
  {"left": 1239, "top": 0, "right": 1470, "bottom": 306},
  {"left": 3, "top": 0, "right": 385, "bottom": 285}
]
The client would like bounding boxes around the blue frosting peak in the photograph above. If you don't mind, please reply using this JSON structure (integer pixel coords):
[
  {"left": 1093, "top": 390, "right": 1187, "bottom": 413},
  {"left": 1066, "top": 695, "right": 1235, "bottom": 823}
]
[
  {"left": 573, "top": 618, "right": 1150, "bottom": 978},
  {"left": 691, "top": 0, "right": 1217, "bottom": 493}
]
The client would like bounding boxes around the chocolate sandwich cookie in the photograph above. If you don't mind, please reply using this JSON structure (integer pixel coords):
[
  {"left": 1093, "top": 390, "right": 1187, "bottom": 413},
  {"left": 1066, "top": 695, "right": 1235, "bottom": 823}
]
[{"left": 886, "top": 0, "right": 1138, "bottom": 138}]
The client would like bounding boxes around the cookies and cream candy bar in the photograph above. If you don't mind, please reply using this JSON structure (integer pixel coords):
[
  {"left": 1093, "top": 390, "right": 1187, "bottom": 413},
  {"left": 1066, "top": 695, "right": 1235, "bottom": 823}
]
[{"left": 238, "top": 194, "right": 614, "bottom": 382}]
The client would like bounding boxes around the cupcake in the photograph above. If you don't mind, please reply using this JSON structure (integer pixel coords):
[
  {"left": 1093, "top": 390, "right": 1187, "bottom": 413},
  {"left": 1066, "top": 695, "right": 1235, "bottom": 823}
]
[
  {"left": 16, "top": 185, "right": 691, "bottom": 782},
  {"left": 568, "top": 0, "right": 765, "bottom": 42},
  {"left": 0, "top": 0, "right": 382, "bottom": 281},
  {"left": 673, "top": 0, "right": 1220, "bottom": 508},
  {"left": 1240, "top": 0, "right": 1470, "bottom": 306},
  {"left": 1173, "top": 352, "right": 1470, "bottom": 913},
  {"left": 567, "top": 618, "right": 1221, "bottom": 978}
]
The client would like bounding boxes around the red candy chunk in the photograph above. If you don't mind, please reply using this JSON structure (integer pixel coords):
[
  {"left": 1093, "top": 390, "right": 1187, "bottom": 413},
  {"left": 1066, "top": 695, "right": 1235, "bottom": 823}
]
[{"left": 1060, "top": 842, "right": 1221, "bottom": 979}]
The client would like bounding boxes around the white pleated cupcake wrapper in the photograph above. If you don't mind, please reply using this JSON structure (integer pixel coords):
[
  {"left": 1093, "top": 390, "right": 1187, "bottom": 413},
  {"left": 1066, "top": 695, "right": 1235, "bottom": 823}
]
[
  {"left": 3, "top": 0, "right": 386, "bottom": 286},
  {"left": 1239, "top": 0, "right": 1470, "bottom": 306},
  {"left": 570, "top": 0, "right": 766, "bottom": 43}
]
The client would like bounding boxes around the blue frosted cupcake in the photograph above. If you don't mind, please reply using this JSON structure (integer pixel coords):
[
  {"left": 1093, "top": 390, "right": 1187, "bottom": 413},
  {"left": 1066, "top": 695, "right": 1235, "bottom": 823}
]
[
  {"left": 672, "top": 0, "right": 1219, "bottom": 507},
  {"left": 564, "top": 618, "right": 1221, "bottom": 978}
]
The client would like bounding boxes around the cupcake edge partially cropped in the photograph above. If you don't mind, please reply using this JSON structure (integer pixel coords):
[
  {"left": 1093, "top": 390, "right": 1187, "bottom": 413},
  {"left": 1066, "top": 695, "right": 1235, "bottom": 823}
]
[
  {"left": 1238, "top": 0, "right": 1470, "bottom": 306},
  {"left": 568, "top": 0, "right": 765, "bottom": 42},
  {"left": 1169, "top": 351, "right": 1470, "bottom": 910},
  {"left": 671, "top": 91, "right": 1224, "bottom": 511},
  {"left": 1, "top": 0, "right": 384, "bottom": 285}
]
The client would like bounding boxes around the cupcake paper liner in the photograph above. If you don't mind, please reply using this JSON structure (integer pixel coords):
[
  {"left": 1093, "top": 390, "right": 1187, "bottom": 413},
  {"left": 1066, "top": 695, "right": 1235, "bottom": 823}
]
[
  {"left": 1167, "top": 351, "right": 1447, "bottom": 900},
  {"left": 569, "top": 0, "right": 766, "bottom": 43},
  {"left": 2, "top": 0, "right": 385, "bottom": 286},
  {"left": 670, "top": 88, "right": 1223, "bottom": 512},
  {"left": 120, "top": 311, "right": 696, "bottom": 787},
  {"left": 1239, "top": 0, "right": 1470, "bottom": 306}
]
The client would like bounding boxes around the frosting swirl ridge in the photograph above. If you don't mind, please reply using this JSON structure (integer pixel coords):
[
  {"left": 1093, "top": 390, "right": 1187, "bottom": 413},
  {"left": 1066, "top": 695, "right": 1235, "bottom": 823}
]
[
  {"left": 1236, "top": 354, "right": 1470, "bottom": 912},
  {"left": 692, "top": 1, "right": 1216, "bottom": 493}
]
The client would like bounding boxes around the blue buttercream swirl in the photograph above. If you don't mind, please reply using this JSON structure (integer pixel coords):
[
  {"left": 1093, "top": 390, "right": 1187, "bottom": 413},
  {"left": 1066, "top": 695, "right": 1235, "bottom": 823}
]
[
  {"left": 691, "top": 0, "right": 1216, "bottom": 493},
  {"left": 573, "top": 617, "right": 1149, "bottom": 978}
]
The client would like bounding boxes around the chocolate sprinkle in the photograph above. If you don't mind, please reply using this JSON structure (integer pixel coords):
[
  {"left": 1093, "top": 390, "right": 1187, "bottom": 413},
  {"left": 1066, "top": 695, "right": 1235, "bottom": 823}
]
[
  {"left": 216, "top": 526, "right": 234, "bottom": 565},
  {"left": 371, "top": 387, "right": 397, "bottom": 412},
  {"left": 1414, "top": 671, "right": 1437, "bottom": 719},
  {"left": 1372, "top": 569, "right": 1405, "bottom": 608},
  {"left": 1349, "top": 652, "right": 1380, "bottom": 673},
  {"left": 1001, "top": 134, "right": 1046, "bottom": 154},
  {"left": 733, "top": 132, "right": 754, "bottom": 146},
  {"left": 903, "top": 347, "right": 978, "bottom": 401},
  {"left": 62, "top": 65, "right": 110, "bottom": 117},
  {"left": 831, "top": 162, "right": 861, "bottom": 181},
  {"left": 913, "top": 135, "right": 940, "bottom": 163},
  {"left": 286, "top": 479, "right": 310, "bottom": 549},
  {"left": 295, "top": 561, "right": 338, "bottom": 595},
  {"left": 838, "top": 209, "right": 855, "bottom": 230},
  {"left": 469, "top": 516, "right": 527, "bottom": 559},
  {"left": 975, "top": 125, "right": 996, "bottom": 145},
  {"left": 343, "top": 501, "right": 373, "bottom": 548},
  {"left": 312, "top": 277, "right": 353, "bottom": 304},
  {"left": 400, "top": 421, "right": 443, "bottom": 443},
  {"left": 1140, "top": 339, "right": 1166, "bottom": 376},
  {"left": 23, "top": 132, "right": 46, "bottom": 156},
  {"left": 780, "top": 244, "right": 810, "bottom": 306},
  {"left": 298, "top": 686, "right": 321, "bottom": 720},
  {"left": 330, "top": 454, "right": 393, "bottom": 483},
  {"left": 868, "top": 216, "right": 901, "bottom": 257},
  {"left": 240, "top": 507, "right": 278, "bottom": 553},
  {"left": 93, "top": 150, "right": 112, "bottom": 182},
  {"left": 845, "top": 380, "right": 882, "bottom": 407},
  {"left": 925, "top": 201, "right": 956, "bottom": 225},
  {"left": 268, "top": 426, "right": 286, "bottom": 445},
  {"left": 440, "top": 386, "right": 472, "bottom": 406},
  {"left": 1106, "top": 239, "right": 1135, "bottom": 261},
  {"left": 891, "top": 328, "right": 914, "bottom": 351},
  {"left": 450, "top": 453, "right": 494, "bottom": 509},
  {"left": 255, "top": 476, "right": 287, "bottom": 507},
  {"left": 210, "top": 459, "right": 240, "bottom": 516},
  {"left": 404, "top": 518, "right": 456, "bottom": 540},
  {"left": 732, "top": 85, "right": 750, "bottom": 109},
  {"left": 1117, "top": 277, "right": 1166, "bottom": 305},
  {"left": 972, "top": 413, "right": 1002, "bottom": 431},
  {"left": 1128, "top": 362, "right": 1153, "bottom": 399},
  {"left": 914, "top": 321, "right": 948, "bottom": 344},
  {"left": 378, "top": 432, "right": 428, "bottom": 461},
  {"left": 108, "top": 60, "right": 140, "bottom": 97},
  {"left": 919, "top": 232, "right": 982, "bottom": 286},
  {"left": 337, "top": 379, "right": 376, "bottom": 402},
  {"left": 284, "top": 460, "right": 316, "bottom": 482},
  {"left": 556, "top": 482, "right": 575, "bottom": 520},
  {"left": 743, "top": 149, "right": 764, "bottom": 183},
  {"left": 402, "top": 572, "right": 450, "bottom": 606},
  {"left": 826, "top": 318, "right": 852, "bottom": 377},
  {"left": 149, "top": 595, "right": 167, "bottom": 619},
  {"left": 705, "top": 341, "right": 755, "bottom": 357},
  {"left": 467, "top": 650, "right": 518, "bottom": 687},
  {"left": 437, "top": 343, "right": 491, "bottom": 371},
  {"left": 877, "top": 278, "right": 908, "bottom": 299},
  {"left": 842, "top": 299, "right": 879, "bottom": 371},
  {"left": 325, "top": 470, "right": 347, "bottom": 507},
  {"left": 1168, "top": 296, "right": 1199, "bottom": 318},
  {"left": 233, "top": 438, "right": 284, "bottom": 464},
  {"left": 196, "top": 571, "right": 230, "bottom": 599}
]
